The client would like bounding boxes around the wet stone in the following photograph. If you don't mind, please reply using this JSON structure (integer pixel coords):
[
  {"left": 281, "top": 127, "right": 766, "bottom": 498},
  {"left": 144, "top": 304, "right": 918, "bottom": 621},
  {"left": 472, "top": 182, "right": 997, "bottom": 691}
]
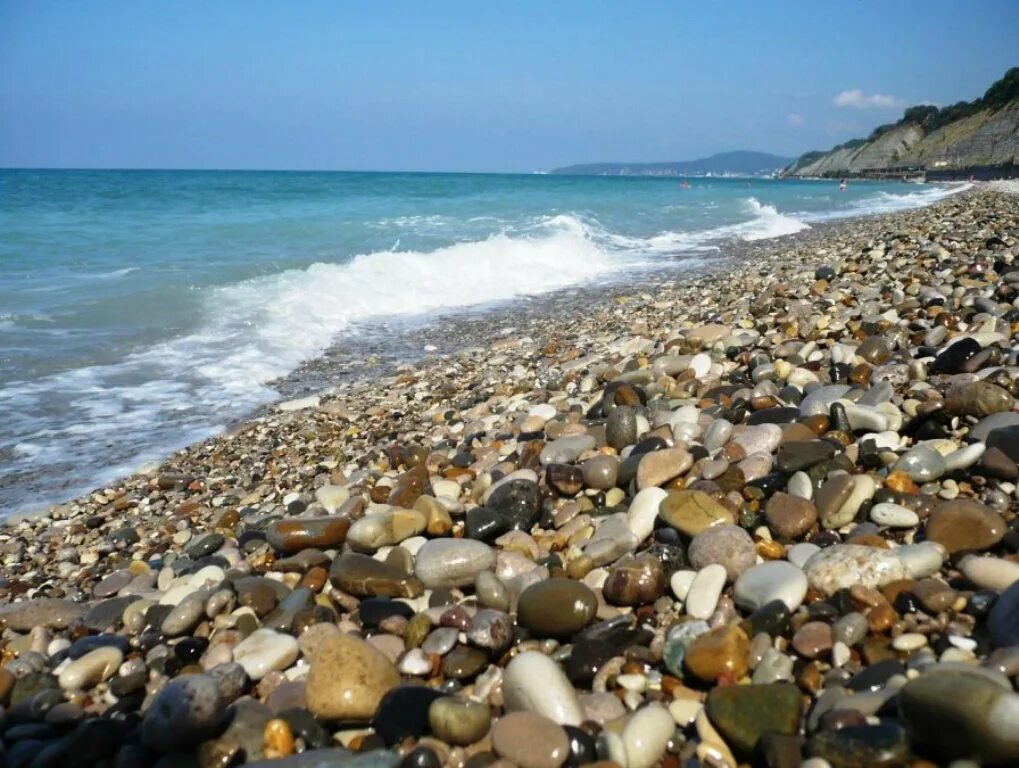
[
  {"left": 659, "top": 489, "right": 734, "bottom": 536},
  {"left": 602, "top": 553, "right": 665, "bottom": 606},
  {"left": 428, "top": 696, "right": 492, "bottom": 746},
  {"left": 517, "top": 579, "right": 597, "bottom": 637},
  {"left": 265, "top": 516, "right": 353, "bottom": 554},
  {"left": 330, "top": 552, "right": 424, "bottom": 598},
  {"left": 806, "top": 723, "right": 909, "bottom": 768},
  {"left": 705, "top": 682, "right": 802, "bottom": 756}
]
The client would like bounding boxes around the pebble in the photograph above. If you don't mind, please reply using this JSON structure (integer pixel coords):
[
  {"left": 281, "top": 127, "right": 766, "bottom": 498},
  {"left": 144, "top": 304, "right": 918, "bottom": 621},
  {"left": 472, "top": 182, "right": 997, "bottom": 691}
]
[
  {"left": 428, "top": 696, "right": 492, "bottom": 746},
  {"left": 764, "top": 492, "right": 817, "bottom": 540},
  {"left": 898, "top": 671, "right": 1019, "bottom": 765},
  {"left": 685, "top": 564, "right": 727, "bottom": 619},
  {"left": 491, "top": 711, "right": 570, "bottom": 768},
  {"left": 57, "top": 646, "right": 122, "bottom": 691},
  {"left": 502, "top": 651, "right": 584, "bottom": 726},
  {"left": 517, "top": 579, "right": 597, "bottom": 637},
  {"left": 232, "top": 628, "right": 300, "bottom": 681},
  {"left": 803, "top": 545, "right": 906, "bottom": 595},
  {"left": 924, "top": 499, "right": 1006, "bottom": 554},
  {"left": 305, "top": 632, "right": 400, "bottom": 721},
  {"left": 141, "top": 674, "right": 223, "bottom": 752},
  {"left": 688, "top": 524, "right": 757, "bottom": 580},
  {"left": 617, "top": 703, "right": 675, "bottom": 768},
  {"left": 658, "top": 490, "right": 734, "bottom": 536},
  {"left": 733, "top": 562, "right": 809, "bottom": 612},
  {"left": 705, "top": 682, "right": 801, "bottom": 756},
  {"left": 414, "top": 539, "right": 496, "bottom": 588}
]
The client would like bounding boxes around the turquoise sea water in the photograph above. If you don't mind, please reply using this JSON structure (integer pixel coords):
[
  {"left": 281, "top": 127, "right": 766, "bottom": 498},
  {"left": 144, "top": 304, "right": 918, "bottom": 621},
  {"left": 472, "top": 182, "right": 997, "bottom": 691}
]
[{"left": 0, "top": 169, "right": 968, "bottom": 513}]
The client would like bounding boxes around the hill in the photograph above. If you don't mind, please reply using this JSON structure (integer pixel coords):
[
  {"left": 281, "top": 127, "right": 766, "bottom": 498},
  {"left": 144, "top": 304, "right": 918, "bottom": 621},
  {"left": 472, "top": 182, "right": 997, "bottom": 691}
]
[
  {"left": 550, "top": 151, "right": 794, "bottom": 177},
  {"left": 784, "top": 67, "right": 1019, "bottom": 179}
]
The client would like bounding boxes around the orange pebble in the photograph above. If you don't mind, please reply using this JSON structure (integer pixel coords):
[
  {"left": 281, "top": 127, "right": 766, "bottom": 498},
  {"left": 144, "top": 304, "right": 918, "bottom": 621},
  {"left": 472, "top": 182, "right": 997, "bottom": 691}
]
[{"left": 263, "top": 718, "right": 295, "bottom": 758}]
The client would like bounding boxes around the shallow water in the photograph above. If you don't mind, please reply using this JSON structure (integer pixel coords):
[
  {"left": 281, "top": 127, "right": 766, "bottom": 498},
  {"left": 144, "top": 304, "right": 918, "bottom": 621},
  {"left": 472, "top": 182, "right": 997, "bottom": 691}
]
[{"left": 0, "top": 169, "right": 969, "bottom": 512}]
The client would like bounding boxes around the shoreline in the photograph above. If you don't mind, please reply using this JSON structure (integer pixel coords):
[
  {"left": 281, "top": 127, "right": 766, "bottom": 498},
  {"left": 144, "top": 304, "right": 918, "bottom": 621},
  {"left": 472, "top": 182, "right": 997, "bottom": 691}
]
[
  {"left": 0, "top": 187, "right": 979, "bottom": 522},
  {"left": 1, "top": 187, "right": 1018, "bottom": 766}
]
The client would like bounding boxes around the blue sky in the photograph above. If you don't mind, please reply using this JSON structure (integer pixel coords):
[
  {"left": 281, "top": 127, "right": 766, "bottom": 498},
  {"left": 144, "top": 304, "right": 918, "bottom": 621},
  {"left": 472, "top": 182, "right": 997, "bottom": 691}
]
[{"left": 1, "top": 1, "right": 1016, "bottom": 172}]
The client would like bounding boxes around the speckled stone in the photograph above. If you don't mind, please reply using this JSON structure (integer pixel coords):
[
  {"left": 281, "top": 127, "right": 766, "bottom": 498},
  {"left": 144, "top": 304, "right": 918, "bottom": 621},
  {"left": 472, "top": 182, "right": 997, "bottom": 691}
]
[
  {"left": 706, "top": 682, "right": 802, "bottom": 756},
  {"left": 803, "top": 545, "right": 906, "bottom": 595},
  {"left": 305, "top": 632, "right": 400, "bottom": 721},
  {"left": 688, "top": 524, "right": 757, "bottom": 581}
]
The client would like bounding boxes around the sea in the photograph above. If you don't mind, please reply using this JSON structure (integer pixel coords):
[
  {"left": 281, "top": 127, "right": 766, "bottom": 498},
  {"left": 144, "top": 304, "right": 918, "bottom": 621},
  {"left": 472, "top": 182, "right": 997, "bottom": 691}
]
[{"left": 0, "top": 169, "right": 970, "bottom": 514}]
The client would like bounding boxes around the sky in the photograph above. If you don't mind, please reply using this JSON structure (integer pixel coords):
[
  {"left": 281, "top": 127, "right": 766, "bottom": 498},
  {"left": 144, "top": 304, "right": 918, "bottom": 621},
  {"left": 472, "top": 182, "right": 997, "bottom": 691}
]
[{"left": 1, "top": 1, "right": 1016, "bottom": 172}]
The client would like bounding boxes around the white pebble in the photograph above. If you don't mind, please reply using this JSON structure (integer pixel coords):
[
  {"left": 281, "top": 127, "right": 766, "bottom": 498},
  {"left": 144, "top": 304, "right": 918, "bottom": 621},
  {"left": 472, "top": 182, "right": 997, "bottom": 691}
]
[{"left": 685, "top": 565, "right": 726, "bottom": 619}]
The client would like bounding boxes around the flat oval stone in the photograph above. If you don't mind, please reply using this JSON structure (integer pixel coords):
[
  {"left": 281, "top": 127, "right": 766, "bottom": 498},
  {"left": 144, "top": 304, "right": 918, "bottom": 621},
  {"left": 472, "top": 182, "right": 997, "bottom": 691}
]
[
  {"left": 0, "top": 599, "right": 86, "bottom": 631},
  {"left": 492, "top": 711, "right": 570, "bottom": 768},
  {"left": 517, "top": 579, "right": 597, "bottom": 637},
  {"left": 502, "top": 651, "right": 584, "bottom": 726},
  {"left": 636, "top": 447, "right": 693, "bottom": 489},
  {"left": 627, "top": 487, "right": 669, "bottom": 543},
  {"left": 540, "top": 435, "right": 596, "bottom": 465},
  {"left": 330, "top": 552, "right": 424, "bottom": 598},
  {"left": 688, "top": 524, "right": 757, "bottom": 580},
  {"left": 58, "top": 646, "right": 123, "bottom": 691},
  {"left": 305, "top": 632, "right": 400, "bottom": 721},
  {"left": 946, "top": 381, "right": 1015, "bottom": 418},
  {"left": 619, "top": 703, "right": 675, "bottom": 768},
  {"left": 925, "top": 499, "right": 1006, "bottom": 554},
  {"left": 870, "top": 502, "right": 919, "bottom": 528},
  {"left": 659, "top": 490, "right": 734, "bottom": 536},
  {"left": 733, "top": 562, "right": 809, "bottom": 612},
  {"left": 266, "top": 517, "right": 350, "bottom": 554},
  {"left": 685, "top": 564, "right": 727, "bottom": 619},
  {"left": 232, "top": 628, "right": 299, "bottom": 681},
  {"left": 898, "top": 671, "right": 1019, "bottom": 765},
  {"left": 960, "top": 555, "right": 1019, "bottom": 592},
  {"left": 428, "top": 696, "right": 492, "bottom": 746},
  {"left": 414, "top": 539, "right": 495, "bottom": 588},
  {"left": 803, "top": 545, "right": 906, "bottom": 595}
]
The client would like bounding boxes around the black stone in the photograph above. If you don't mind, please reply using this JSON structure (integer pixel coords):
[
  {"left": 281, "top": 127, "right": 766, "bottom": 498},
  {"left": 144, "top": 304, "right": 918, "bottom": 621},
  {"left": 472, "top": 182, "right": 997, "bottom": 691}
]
[
  {"left": 371, "top": 685, "right": 445, "bottom": 746},
  {"left": 185, "top": 533, "right": 225, "bottom": 560},
  {"left": 465, "top": 507, "right": 511, "bottom": 542},
  {"left": 845, "top": 660, "right": 904, "bottom": 692},
  {"left": 402, "top": 746, "right": 442, "bottom": 768},
  {"left": 930, "top": 337, "right": 981, "bottom": 374},
  {"left": 359, "top": 598, "right": 415, "bottom": 629},
  {"left": 988, "top": 579, "right": 1019, "bottom": 649},
  {"left": 746, "top": 600, "right": 791, "bottom": 638},
  {"left": 987, "top": 425, "right": 1019, "bottom": 463},
  {"left": 748, "top": 407, "right": 801, "bottom": 426},
  {"left": 643, "top": 541, "right": 687, "bottom": 577},
  {"left": 563, "top": 725, "right": 598, "bottom": 768},
  {"left": 173, "top": 636, "right": 209, "bottom": 664},
  {"left": 485, "top": 479, "right": 540, "bottom": 529},
  {"left": 805, "top": 723, "right": 909, "bottom": 768},
  {"left": 965, "top": 589, "right": 998, "bottom": 619}
]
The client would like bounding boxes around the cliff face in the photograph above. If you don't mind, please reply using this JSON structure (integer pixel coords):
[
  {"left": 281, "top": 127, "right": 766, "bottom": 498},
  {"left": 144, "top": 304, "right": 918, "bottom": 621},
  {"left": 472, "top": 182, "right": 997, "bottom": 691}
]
[{"left": 785, "top": 97, "right": 1019, "bottom": 178}]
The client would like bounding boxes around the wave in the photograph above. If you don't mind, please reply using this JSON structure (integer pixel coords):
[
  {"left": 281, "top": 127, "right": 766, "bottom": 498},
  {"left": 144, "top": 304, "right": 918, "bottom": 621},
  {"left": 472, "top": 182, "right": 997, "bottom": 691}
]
[
  {"left": 0, "top": 215, "right": 622, "bottom": 509},
  {"left": 802, "top": 182, "right": 973, "bottom": 222}
]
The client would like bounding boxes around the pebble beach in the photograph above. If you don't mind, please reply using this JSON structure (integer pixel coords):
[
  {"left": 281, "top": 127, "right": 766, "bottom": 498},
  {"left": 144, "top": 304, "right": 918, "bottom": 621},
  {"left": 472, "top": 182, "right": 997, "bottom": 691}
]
[{"left": 3, "top": 186, "right": 1019, "bottom": 767}]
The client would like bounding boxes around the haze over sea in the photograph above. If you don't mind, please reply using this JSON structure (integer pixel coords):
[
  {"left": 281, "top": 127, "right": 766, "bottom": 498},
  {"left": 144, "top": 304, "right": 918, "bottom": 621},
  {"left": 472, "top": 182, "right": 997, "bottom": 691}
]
[{"left": 0, "top": 169, "right": 967, "bottom": 513}]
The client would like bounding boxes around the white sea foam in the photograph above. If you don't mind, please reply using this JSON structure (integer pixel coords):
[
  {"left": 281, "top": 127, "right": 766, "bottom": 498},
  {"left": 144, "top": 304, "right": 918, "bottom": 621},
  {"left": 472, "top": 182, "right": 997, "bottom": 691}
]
[{"left": 802, "top": 182, "right": 972, "bottom": 221}]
